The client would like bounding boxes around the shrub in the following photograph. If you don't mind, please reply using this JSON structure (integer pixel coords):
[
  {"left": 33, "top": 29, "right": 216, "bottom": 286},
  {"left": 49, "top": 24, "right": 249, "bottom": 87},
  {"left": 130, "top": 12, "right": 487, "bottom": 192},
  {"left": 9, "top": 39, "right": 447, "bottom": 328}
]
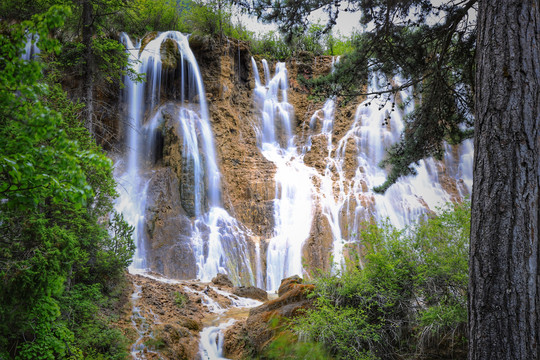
[
  {"left": 294, "top": 201, "right": 470, "bottom": 359},
  {"left": 173, "top": 291, "right": 188, "bottom": 308}
]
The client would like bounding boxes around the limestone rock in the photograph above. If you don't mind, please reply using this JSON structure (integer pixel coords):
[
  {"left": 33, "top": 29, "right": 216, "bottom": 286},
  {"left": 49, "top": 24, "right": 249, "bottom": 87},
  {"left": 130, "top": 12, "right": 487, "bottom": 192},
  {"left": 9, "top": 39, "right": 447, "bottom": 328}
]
[
  {"left": 224, "top": 276, "right": 314, "bottom": 356},
  {"left": 223, "top": 322, "right": 251, "bottom": 360},
  {"left": 145, "top": 168, "right": 197, "bottom": 279},
  {"left": 212, "top": 273, "right": 234, "bottom": 288},
  {"left": 277, "top": 275, "right": 304, "bottom": 297},
  {"left": 232, "top": 286, "right": 268, "bottom": 302},
  {"left": 160, "top": 38, "right": 180, "bottom": 70}
]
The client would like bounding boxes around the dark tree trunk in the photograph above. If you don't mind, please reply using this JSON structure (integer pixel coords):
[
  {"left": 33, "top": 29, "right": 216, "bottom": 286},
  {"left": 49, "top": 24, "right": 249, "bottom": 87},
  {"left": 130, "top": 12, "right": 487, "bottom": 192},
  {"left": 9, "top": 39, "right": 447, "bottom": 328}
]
[
  {"left": 82, "top": 0, "right": 95, "bottom": 134},
  {"left": 469, "top": 1, "right": 540, "bottom": 359}
]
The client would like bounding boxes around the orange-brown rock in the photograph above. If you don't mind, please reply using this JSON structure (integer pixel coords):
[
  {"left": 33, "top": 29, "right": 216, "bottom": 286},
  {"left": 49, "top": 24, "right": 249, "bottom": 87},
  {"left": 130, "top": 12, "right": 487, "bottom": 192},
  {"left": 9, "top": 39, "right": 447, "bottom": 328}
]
[
  {"left": 212, "top": 273, "right": 234, "bottom": 288},
  {"left": 303, "top": 206, "right": 334, "bottom": 277},
  {"left": 116, "top": 274, "right": 206, "bottom": 360},
  {"left": 232, "top": 286, "right": 268, "bottom": 302},
  {"left": 222, "top": 321, "right": 252, "bottom": 359},
  {"left": 223, "top": 275, "right": 315, "bottom": 357}
]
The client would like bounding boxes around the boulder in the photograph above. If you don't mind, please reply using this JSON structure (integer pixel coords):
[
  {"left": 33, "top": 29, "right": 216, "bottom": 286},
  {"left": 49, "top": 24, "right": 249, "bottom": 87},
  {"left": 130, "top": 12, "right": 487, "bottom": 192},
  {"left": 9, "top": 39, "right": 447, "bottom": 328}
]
[
  {"left": 212, "top": 273, "right": 234, "bottom": 288},
  {"left": 232, "top": 286, "right": 268, "bottom": 302},
  {"left": 224, "top": 276, "right": 314, "bottom": 356},
  {"left": 277, "top": 275, "right": 303, "bottom": 297}
]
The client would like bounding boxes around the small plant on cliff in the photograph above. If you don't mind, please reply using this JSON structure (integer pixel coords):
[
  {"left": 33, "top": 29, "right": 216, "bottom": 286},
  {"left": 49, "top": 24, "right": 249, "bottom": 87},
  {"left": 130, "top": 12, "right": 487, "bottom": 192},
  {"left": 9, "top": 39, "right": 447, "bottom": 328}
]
[
  {"left": 294, "top": 201, "right": 470, "bottom": 359},
  {"left": 173, "top": 291, "right": 188, "bottom": 308}
]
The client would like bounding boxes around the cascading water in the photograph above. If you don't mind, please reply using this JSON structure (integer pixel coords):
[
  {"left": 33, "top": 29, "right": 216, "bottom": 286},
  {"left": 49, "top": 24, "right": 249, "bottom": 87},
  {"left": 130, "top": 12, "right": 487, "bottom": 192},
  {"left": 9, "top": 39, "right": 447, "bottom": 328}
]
[
  {"left": 252, "top": 58, "right": 473, "bottom": 280},
  {"left": 22, "top": 33, "right": 40, "bottom": 61},
  {"left": 117, "top": 32, "right": 472, "bottom": 293},
  {"left": 309, "top": 71, "right": 474, "bottom": 271},
  {"left": 252, "top": 59, "right": 317, "bottom": 291},
  {"left": 115, "top": 31, "right": 253, "bottom": 284}
]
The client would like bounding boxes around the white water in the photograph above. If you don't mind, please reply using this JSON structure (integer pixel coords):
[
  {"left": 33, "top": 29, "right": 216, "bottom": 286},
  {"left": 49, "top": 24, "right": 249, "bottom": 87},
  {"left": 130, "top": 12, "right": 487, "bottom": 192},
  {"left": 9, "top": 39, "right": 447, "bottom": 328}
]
[
  {"left": 22, "top": 33, "right": 40, "bottom": 61},
  {"left": 310, "top": 72, "right": 473, "bottom": 271},
  {"left": 197, "top": 288, "right": 261, "bottom": 359},
  {"left": 252, "top": 59, "right": 473, "bottom": 279},
  {"left": 116, "top": 32, "right": 472, "bottom": 294},
  {"left": 115, "top": 32, "right": 254, "bottom": 284},
  {"left": 199, "top": 319, "right": 236, "bottom": 360},
  {"left": 252, "top": 60, "right": 317, "bottom": 291}
]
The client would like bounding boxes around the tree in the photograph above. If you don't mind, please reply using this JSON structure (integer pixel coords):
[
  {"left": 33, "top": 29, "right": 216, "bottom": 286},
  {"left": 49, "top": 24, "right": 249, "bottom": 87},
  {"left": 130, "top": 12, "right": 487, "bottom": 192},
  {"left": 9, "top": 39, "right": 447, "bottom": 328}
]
[
  {"left": 469, "top": 1, "right": 539, "bottom": 359},
  {"left": 0, "top": 7, "right": 134, "bottom": 358}
]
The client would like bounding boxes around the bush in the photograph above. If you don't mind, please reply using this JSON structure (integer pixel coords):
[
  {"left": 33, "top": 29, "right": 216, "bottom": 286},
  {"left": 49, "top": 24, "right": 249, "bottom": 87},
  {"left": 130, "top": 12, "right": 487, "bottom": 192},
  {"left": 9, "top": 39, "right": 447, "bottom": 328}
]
[{"left": 294, "top": 201, "right": 470, "bottom": 359}]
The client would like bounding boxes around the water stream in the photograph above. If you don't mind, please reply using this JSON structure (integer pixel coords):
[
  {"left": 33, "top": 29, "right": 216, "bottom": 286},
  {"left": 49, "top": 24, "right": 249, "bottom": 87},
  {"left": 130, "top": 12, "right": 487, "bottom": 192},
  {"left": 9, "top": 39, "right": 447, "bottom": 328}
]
[{"left": 252, "top": 60, "right": 317, "bottom": 291}]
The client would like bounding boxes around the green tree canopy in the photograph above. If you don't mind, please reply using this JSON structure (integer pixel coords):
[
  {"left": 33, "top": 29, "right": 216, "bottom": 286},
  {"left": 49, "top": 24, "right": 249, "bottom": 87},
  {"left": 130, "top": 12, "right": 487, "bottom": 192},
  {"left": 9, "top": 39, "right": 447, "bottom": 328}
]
[{"left": 0, "top": 6, "right": 134, "bottom": 358}]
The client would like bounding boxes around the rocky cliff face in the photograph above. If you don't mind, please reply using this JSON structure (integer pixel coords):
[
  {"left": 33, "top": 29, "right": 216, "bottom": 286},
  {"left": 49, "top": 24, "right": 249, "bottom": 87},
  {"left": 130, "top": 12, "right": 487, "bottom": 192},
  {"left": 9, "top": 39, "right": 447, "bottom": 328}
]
[{"left": 111, "top": 33, "right": 470, "bottom": 288}]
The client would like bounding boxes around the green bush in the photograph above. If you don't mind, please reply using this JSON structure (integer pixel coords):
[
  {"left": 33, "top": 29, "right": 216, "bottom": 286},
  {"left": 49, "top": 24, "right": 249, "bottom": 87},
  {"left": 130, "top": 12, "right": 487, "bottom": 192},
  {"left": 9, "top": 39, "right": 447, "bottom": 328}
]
[
  {"left": 294, "top": 201, "right": 470, "bottom": 359},
  {"left": 263, "top": 331, "right": 332, "bottom": 360},
  {"left": 173, "top": 291, "right": 188, "bottom": 308},
  {"left": 0, "top": 7, "right": 133, "bottom": 359}
]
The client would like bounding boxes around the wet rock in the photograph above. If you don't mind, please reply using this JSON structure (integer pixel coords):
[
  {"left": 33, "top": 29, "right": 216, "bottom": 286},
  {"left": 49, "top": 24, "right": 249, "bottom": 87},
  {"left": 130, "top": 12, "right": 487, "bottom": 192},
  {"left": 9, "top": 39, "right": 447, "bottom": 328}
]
[
  {"left": 226, "top": 276, "right": 314, "bottom": 354},
  {"left": 223, "top": 322, "right": 252, "bottom": 360},
  {"left": 154, "top": 323, "right": 198, "bottom": 360},
  {"left": 212, "top": 273, "right": 234, "bottom": 288},
  {"left": 277, "top": 275, "right": 304, "bottom": 297},
  {"left": 139, "top": 31, "right": 158, "bottom": 54},
  {"left": 303, "top": 208, "right": 334, "bottom": 276},
  {"left": 232, "top": 286, "right": 268, "bottom": 302},
  {"left": 160, "top": 38, "right": 180, "bottom": 70},
  {"left": 145, "top": 168, "right": 197, "bottom": 279},
  {"left": 177, "top": 316, "right": 202, "bottom": 332}
]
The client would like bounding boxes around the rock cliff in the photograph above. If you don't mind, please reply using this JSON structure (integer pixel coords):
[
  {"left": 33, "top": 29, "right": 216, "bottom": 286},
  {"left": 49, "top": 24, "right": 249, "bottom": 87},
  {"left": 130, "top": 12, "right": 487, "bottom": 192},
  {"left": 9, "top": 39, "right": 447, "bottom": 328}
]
[{"left": 111, "top": 32, "right": 471, "bottom": 289}]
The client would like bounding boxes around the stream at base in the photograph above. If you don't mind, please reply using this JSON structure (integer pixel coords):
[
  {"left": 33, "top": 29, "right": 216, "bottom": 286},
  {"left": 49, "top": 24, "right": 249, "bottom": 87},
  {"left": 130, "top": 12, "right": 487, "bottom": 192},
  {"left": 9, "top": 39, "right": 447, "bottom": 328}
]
[{"left": 127, "top": 270, "right": 262, "bottom": 360}]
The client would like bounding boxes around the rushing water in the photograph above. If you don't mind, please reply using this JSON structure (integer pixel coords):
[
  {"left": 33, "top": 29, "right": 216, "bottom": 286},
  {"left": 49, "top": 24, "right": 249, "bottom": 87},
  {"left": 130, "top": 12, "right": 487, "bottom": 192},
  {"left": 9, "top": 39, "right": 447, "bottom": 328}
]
[
  {"left": 252, "top": 60, "right": 317, "bottom": 291},
  {"left": 115, "top": 31, "right": 254, "bottom": 284},
  {"left": 114, "top": 37, "right": 474, "bottom": 358},
  {"left": 22, "top": 33, "right": 40, "bottom": 61},
  {"left": 252, "top": 59, "right": 473, "bottom": 281}
]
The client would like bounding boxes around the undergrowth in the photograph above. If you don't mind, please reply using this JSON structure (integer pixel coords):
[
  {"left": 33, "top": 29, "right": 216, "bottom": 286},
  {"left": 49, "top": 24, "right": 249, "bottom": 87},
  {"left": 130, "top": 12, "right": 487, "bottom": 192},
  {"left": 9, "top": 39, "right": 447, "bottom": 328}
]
[{"left": 272, "top": 201, "right": 470, "bottom": 360}]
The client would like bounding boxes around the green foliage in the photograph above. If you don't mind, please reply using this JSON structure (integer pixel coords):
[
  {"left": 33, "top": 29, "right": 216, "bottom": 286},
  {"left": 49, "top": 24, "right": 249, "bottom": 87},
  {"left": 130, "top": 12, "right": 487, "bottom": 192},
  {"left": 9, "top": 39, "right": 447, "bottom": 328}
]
[
  {"left": 294, "top": 202, "right": 470, "bottom": 359},
  {"left": 59, "top": 283, "right": 130, "bottom": 360},
  {"left": 250, "top": 31, "right": 293, "bottom": 60},
  {"left": 117, "top": 0, "right": 192, "bottom": 36},
  {"left": 180, "top": 0, "right": 252, "bottom": 41},
  {"left": 0, "top": 7, "right": 133, "bottom": 359},
  {"left": 262, "top": 331, "right": 332, "bottom": 360},
  {"left": 173, "top": 291, "right": 188, "bottom": 308}
]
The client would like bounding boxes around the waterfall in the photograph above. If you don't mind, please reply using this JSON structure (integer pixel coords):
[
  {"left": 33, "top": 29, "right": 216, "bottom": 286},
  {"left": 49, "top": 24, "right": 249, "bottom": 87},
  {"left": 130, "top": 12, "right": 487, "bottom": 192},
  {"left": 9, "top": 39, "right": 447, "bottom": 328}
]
[
  {"left": 22, "top": 33, "right": 40, "bottom": 61},
  {"left": 252, "top": 59, "right": 316, "bottom": 291},
  {"left": 115, "top": 32, "right": 253, "bottom": 285},
  {"left": 252, "top": 59, "right": 473, "bottom": 282},
  {"left": 311, "top": 71, "right": 473, "bottom": 271},
  {"left": 116, "top": 35, "right": 472, "bottom": 291}
]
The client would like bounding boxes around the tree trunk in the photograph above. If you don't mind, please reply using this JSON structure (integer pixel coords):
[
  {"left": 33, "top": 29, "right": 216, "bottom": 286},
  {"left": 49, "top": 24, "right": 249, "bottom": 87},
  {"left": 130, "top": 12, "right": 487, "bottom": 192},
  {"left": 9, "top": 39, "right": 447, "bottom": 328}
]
[
  {"left": 82, "top": 0, "right": 95, "bottom": 134},
  {"left": 469, "top": 1, "right": 540, "bottom": 359}
]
